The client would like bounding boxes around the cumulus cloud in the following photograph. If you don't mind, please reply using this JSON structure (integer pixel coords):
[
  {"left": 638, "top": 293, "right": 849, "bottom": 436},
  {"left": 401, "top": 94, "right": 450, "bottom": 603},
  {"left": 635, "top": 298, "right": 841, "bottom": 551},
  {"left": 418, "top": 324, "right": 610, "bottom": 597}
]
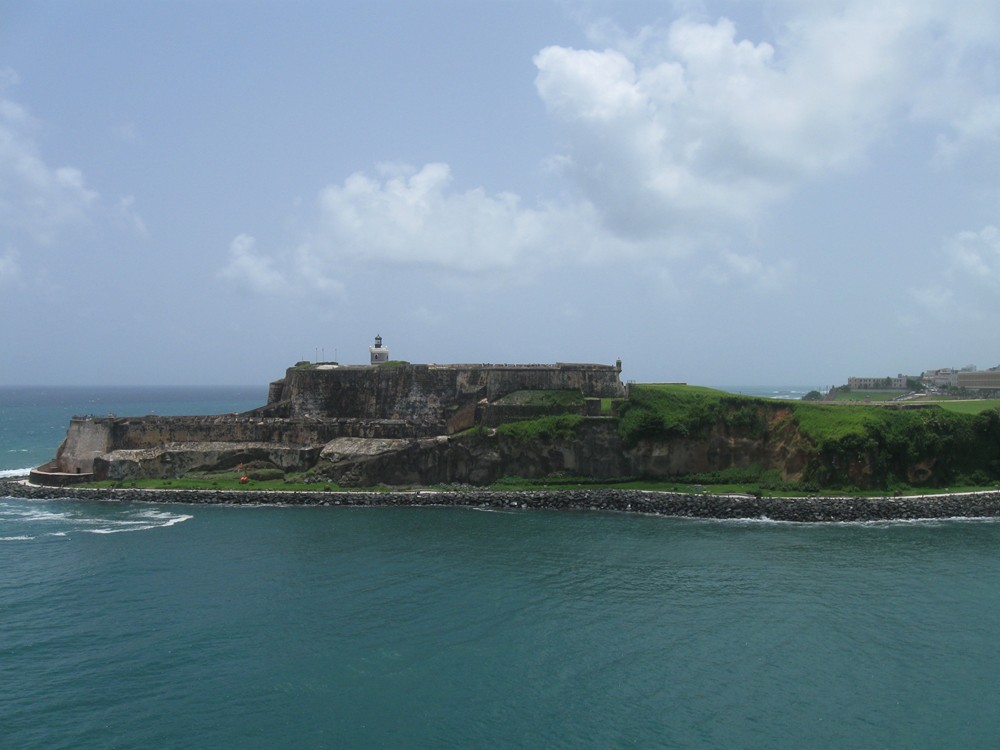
[
  {"left": 222, "top": 162, "right": 649, "bottom": 293},
  {"left": 911, "top": 226, "right": 1000, "bottom": 320},
  {"left": 223, "top": 3, "right": 1000, "bottom": 299},
  {"left": 311, "top": 162, "right": 546, "bottom": 272},
  {"left": 534, "top": 2, "right": 1000, "bottom": 238},
  {"left": 220, "top": 234, "right": 292, "bottom": 295},
  {"left": 0, "top": 81, "right": 100, "bottom": 244},
  {"left": 946, "top": 225, "right": 1000, "bottom": 288},
  {"left": 0, "top": 72, "right": 146, "bottom": 286}
]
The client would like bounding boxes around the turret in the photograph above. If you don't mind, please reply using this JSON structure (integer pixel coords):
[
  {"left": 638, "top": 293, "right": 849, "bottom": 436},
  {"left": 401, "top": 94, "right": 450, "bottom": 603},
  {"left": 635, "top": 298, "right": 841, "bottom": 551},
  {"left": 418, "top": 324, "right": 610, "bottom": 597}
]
[{"left": 369, "top": 334, "right": 389, "bottom": 365}]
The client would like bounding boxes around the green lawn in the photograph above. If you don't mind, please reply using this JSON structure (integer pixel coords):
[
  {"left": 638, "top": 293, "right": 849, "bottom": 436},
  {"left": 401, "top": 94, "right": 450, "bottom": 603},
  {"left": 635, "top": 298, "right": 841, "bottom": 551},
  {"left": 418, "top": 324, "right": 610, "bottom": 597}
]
[
  {"left": 936, "top": 399, "right": 1000, "bottom": 414},
  {"left": 831, "top": 390, "right": 907, "bottom": 402},
  {"left": 492, "top": 389, "right": 585, "bottom": 407},
  {"left": 83, "top": 470, "right": 343, "bottom": 492}
]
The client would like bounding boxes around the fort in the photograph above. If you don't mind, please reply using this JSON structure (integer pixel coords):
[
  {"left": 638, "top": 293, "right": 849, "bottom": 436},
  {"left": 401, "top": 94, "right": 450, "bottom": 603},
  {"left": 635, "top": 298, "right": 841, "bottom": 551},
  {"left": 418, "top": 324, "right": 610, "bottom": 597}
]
[
  {"left": 32, "top": 337, "right": 627, "bottom": 486},
  {"left": 34, "top": 337, "right": 1000, "bottom": 492}
]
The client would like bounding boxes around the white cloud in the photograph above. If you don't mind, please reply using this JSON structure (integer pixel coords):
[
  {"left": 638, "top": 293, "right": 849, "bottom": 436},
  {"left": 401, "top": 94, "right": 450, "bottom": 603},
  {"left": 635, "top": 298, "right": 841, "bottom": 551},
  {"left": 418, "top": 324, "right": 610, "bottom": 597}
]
[
  {"left": 910, "top": 284, "right": 958, "bottom": 321},
  {"left": 534, "top": 2, "right": 1000, "bottom": 238},
  {"left": 222, "top": 3, "right": 1000, "bottom": 302},
  {"left": 0, "top": 85, "right": 100, "bottom": 244},
  {"left": 0, "top": 73, "right": 147, "bottom": 289},
  {"left": 222, "top": 162, "right": 657, "bottom": 292},
  {"left": 115, "top": 195, "right": 148, "bottom": 237},
  {"left": 311, "top": 162, "right": 555, "bottom": 272},
  {"left": 220, "top": 234, "right": 292, "bottom": 295},
  {"left": 934, "top": 98, "right": 1000, "bottom": 166},
  {"left": 911, "top": 225, "right": 1000, "bottom": 321},
  {"left": 702, "top": 250, "right": 793, "bottom": 291},
  {"left": 947, "top": 225, "right": 1000, "bottom": 288}
]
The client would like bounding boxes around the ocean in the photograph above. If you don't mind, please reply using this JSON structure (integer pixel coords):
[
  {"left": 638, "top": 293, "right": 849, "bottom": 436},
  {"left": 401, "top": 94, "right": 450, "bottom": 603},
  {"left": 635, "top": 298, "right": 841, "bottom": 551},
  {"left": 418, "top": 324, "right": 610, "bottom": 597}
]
[
  {"left": 3, "top": 386, "right": 1000, "bottom": 749},
  {"left": 0, "top": 385, "right": 266, "bottom": 475}
]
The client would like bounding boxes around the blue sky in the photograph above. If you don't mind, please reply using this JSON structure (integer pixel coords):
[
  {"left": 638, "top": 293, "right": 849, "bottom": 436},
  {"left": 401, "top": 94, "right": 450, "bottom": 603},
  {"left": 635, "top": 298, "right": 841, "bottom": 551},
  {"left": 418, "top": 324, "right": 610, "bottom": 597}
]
[{"left": 3, "top": 0, "right": 1000, "bottom": 387}]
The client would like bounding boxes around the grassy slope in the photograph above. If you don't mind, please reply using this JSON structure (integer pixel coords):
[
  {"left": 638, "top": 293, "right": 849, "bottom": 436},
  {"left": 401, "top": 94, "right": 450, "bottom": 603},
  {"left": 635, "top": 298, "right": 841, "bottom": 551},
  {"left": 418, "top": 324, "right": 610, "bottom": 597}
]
[
  {"left": 938, "top": 399, "right": 1000, "bottom": 414},
  {"left": 618, "top": 384, "right": 1000, "bottom": 489},
  {"left": 493, "top": 389, "right": 585, "bottom": 407}
]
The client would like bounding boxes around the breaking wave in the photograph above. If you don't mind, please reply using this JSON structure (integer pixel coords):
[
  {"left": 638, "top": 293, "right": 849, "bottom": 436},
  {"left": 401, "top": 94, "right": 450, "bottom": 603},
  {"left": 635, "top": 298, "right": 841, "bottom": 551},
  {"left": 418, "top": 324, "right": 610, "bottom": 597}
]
[{"left": 0, "top": 500, "right": 192, "bottom": 540}]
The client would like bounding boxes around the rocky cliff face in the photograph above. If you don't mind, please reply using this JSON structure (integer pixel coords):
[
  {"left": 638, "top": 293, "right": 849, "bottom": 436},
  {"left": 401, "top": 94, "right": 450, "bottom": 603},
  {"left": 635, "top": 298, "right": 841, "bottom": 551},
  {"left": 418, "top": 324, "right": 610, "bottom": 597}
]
[
  {"left": 625, "top": 406, "right": 812, "bottom": 482},
  {"left": 45, "top": 397, "right": 831, "bottom": 486},
  {"left": 306, "top": 413, "right": 816, "bottom": 487}
]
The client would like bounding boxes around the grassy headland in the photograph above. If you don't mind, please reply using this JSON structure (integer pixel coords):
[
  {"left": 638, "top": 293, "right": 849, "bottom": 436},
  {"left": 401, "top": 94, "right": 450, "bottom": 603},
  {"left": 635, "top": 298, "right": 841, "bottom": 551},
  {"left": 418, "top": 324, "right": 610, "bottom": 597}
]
[
  {"left": 617, "top": 384, "right": 1000, "bottom": 492},
  {"left": 75, "top": 384, "right": 1000, "bottom": 496}
]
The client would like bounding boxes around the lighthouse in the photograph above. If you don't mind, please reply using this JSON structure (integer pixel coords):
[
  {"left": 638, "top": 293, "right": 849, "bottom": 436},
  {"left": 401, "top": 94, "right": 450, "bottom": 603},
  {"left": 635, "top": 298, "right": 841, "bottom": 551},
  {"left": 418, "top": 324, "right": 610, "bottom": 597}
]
[{"left": 369, "top": 334, "right": 389, "bottom": 365}]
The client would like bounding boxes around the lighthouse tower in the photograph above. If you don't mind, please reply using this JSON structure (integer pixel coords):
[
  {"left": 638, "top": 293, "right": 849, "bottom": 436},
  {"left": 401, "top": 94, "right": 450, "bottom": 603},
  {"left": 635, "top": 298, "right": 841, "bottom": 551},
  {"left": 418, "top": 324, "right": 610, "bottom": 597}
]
[{"left": 369, "top": 334, "right": 389, "bottom": 365}]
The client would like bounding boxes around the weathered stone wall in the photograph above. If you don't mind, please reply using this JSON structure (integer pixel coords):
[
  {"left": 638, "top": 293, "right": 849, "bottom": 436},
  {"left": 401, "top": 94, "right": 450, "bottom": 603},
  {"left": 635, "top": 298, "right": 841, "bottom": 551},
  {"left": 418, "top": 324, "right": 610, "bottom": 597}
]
[
  {"left": 313, "top": 418, "right": 629, "bottom": 486},
  {"left": 92, "top": 443, "right": 322, "bottom": 481},
  {"left": 46, "top": 362, "right": 626, "bottom": 483},
  {"left": 267, "top": 363, "right": 625, "bottom": 426},
  {"left": 55, "top": 418, "right": 114, "bottom": 474},
  {"left": 481, "top": 365, "right": 624, "bottom": 401},
  {"left": 52, "top": 415, "right": 436, "bottom": 477}
]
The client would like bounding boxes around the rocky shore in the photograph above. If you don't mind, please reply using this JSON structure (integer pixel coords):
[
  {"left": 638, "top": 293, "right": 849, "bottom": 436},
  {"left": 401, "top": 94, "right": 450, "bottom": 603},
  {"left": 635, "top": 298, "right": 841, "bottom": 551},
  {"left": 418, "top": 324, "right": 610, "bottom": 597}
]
[{"left": 4, "top": 477, "right": 1000, "bottom": 522}]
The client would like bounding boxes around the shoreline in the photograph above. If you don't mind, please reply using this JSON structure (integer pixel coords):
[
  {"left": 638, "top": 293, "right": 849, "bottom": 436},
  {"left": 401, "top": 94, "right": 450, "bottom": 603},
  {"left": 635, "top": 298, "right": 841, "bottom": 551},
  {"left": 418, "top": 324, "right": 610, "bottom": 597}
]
[{"left": 5, "top": 478, "right": 1000, "bottom": 522}]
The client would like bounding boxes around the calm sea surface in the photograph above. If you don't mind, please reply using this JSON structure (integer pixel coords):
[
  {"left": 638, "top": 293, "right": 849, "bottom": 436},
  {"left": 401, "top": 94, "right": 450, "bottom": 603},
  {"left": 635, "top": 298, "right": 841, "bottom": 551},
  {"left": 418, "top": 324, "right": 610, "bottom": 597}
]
[{"left": 3, "top": 387, "right": 1000, "bottom": 749}]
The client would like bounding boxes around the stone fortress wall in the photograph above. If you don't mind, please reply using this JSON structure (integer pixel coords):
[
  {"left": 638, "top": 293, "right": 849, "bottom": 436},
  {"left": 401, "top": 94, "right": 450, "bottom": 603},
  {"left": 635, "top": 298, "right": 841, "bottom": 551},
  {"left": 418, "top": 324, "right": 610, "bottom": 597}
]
[
  {"left": 38, "top": 359, "right": 626, "bottom": 483},
  {"left": 262, "top": 362, "right": 625, "bottom": 432}
]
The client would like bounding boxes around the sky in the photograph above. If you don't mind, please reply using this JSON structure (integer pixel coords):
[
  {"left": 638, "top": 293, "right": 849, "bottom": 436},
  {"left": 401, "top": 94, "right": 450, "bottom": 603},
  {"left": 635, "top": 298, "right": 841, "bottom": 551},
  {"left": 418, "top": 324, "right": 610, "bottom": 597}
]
[{"left": 2, "top": 0, "right": 1000, "bottom": 387}]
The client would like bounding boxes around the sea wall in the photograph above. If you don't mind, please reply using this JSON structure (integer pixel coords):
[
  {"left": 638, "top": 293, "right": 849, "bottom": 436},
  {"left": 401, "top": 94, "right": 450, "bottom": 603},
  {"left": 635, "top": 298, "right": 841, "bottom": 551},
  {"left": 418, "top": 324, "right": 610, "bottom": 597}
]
[
  {"left": 48, "top": 415, "right": 435, "bottom": 479},
  {"left": 6, "top": 478, "right": 1000, "bottom": 522}
]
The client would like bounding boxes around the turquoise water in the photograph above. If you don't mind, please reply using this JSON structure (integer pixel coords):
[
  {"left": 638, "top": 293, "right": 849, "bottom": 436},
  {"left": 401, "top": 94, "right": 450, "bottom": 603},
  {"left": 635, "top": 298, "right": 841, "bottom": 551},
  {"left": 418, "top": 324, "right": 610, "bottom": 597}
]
[
  {"left": 3, "top": 501, "right": 1000, "bottom": 748},
  {"left": 0, "top": 386, "right": 266, "bottom": 473},
  {"left": 4, "top": 387, "right": 1000, "bottom": 748}
]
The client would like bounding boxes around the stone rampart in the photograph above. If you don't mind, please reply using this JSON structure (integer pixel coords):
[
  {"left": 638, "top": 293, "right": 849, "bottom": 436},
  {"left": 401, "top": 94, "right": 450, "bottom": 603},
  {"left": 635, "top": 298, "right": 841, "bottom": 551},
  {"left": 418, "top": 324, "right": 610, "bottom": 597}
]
[
  {"left": 49, "top": 414, "right": 438, "bottom": 480},
  {"left": 266, "top": 363, "right": 625, "bottom": 427},
  {"left": 55, "top": 417, "right": 114, "bottom": 474},
  {"left": 40, "top": 360, "right": 627, "bottom": 485}
]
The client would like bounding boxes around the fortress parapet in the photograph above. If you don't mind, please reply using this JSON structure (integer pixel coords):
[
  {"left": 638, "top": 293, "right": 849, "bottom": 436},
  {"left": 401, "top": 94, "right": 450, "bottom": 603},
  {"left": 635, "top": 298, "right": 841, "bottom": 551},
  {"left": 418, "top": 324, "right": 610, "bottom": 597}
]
[{"left": 263, "top": 361, "right": 625, "bottom": 432}]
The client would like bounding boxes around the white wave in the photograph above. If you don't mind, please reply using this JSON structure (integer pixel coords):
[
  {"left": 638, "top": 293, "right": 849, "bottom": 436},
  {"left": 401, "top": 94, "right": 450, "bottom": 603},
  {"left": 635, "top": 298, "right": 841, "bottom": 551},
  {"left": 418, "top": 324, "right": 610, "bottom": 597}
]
[
  {"left": 0, "top": 508, "right": 71, "bottom": 522},
  {"left": 0, "top": 535, "right": 34, "bottom": 541},
  {"left": 0, "top": 467, "right": 32, "bottom": 478},
  {"left": 468, "top": 506, "right": 520, "bottom": 514},
  {"left": 80, "top": 512, "right": 192, "bottom": 534},
  {"left": 0, "top": 500, "right": 192, "bottom": 537}
]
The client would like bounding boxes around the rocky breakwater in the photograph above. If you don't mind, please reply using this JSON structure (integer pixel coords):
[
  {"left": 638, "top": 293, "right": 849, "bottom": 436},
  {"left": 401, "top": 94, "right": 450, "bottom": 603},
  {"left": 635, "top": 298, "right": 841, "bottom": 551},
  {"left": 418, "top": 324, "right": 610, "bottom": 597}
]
[{"left": 5, "top": 478, "right": 1000, "bottom": 522}]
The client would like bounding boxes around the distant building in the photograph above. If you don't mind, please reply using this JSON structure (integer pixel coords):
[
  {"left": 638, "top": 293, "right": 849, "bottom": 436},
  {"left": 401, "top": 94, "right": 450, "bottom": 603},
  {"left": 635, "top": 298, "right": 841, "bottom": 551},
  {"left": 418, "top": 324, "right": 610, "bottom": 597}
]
[
  {"left": 848, "top": 374, "right": 909, "bottom": 391},
  {"left": 957, "top": 369, "right": 1000, "bottom": 390},
  {"left": 922, "top": 368, "right": 959, "bottom": 388},
  {"left": 369, "top": 334, "right": 389, "bottom": 365}
]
